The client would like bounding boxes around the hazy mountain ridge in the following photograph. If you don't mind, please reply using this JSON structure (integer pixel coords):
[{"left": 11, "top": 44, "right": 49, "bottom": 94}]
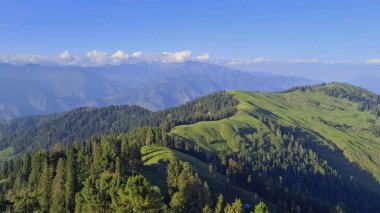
[{"left": 0, "top": 62, "right": 318, "bottom": 120}]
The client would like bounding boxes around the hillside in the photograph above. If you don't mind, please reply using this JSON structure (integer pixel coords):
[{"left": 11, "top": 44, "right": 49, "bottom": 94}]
[
  {"left": 171, "top": 83, "right": 380, "bottom": 186},
  {"left": 166, "top": 83, "right": 380, "bottom": 212}
]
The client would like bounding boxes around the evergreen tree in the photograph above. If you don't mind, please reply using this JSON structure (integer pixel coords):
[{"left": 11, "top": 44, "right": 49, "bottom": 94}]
[
  {"left": 65, "top": 148, "right": 77, "bottom": 212},
  {"left": 202, "top": 182, "right": 213, "bottom": 207},
  {"left": 169, "top": 192, "right": 186, "bottom": 213},
  {"left": 13, "top": 193, "right": 38, "bottom": 213},
  {"left": 247, "top": 174, "right": 252, "bottom": 184},
  {"left": 254, "top": 201, "right": 269, "bottom": 213},
  {"left": 224, "top": 198, "right": 242, "bottom": 213},
  {"left": 20, "top": 153, "right": 31, "bottom": 182},
  {"left": 74, "top": 175, "right": 102, "bottom": 213},
  {"left": 215, "top": 194, "right": 224, "bottom": 213},
  {"left": 203, "top": 205, "right": 213, "bottom": 213},
  {"left": 28, "top": 150, "right": 45, "bottom": 192},
  {"left": 50, "top": 158, "right": 66, "bottom": 213},
  {"left": 115, "top": 175, "right": 164, "bottom": 212},
  {"left": 37, "top": 159, "right": 51, "bottom": 212}
]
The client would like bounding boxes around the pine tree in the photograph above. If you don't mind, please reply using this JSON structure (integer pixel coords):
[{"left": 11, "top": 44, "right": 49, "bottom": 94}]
[
  {"left": 65, "top": 148, "right": 76, "bottom": 212},
  {"left": 37, "top": 159, "right": 51, "bottom": 212},
  {"left": 20, "top": 153, "right": 31, "bottom": 182},
  {"left": 13, "top": 193, "right": 39, "bottom": 213},
  {"left": 169, "top": 192, "right": 186, "bottom": 213},
  {"left": 28, "top": 151, "right": 45, "bottom": 192},
  {"left": 51, "top": 158, "right": 66, "bottom": 213},
  {"left": 224, "top": 198, "right": 242, "bottom": 213},
  {"left": 203, "top": 205, "right": 213, "bottom": 213},
  {"left": 202, "top": 182, "right": 213, "bottom": 207},
  {"left": 74, "top": 175, "right": 101, "bottom": 213},
  {"left": 116, "top": 175, "right": 164, "bottom": 212},
  {"left": 254, "top": 201, "right": 269, "bottom": 213},
  {"left": 145, "top": 128, "right": 154, "bottom": 146},
  {"left": 247, "top": 174, "right": 252, "bottom": 184},
  {"left": 215, "top": 194, "right": 224, "bottom": 213}
]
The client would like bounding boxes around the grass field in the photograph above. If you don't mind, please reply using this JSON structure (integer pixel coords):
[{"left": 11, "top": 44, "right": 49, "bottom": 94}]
[
  {"left": 141, "top": 146, "right": 274, "bottom": 209},
  {"left": 170, "top": 83, "right": 380, "bottom": 191}
]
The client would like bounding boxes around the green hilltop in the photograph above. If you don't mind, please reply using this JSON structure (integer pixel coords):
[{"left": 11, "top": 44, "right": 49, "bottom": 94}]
[{"left": 171, "top": 82, "right": 380, "bottom": 190}]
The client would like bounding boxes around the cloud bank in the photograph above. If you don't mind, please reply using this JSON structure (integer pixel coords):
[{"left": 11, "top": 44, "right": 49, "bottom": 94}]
[
  {"left": 0, "top": 50, "right": 198, "bottom": 66},
  {"left": 228, "top": 58, "right": 271, "bottom": 65},
  {"left": 0, "top": 50, "right": 379, "bottom": 67},
  {"left": 196, "top": 53, "right": 211, "bottom": 61},
  {"left": 366, "top": 59, "right": 380, "bottom": 64}
]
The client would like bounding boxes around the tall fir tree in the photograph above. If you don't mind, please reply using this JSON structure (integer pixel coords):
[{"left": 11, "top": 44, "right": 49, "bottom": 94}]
[
  {"left": 51, "top": 158, "right": 66, "bottom": 213},
  {"left": 37, "top": 159, "right": 51, "bottom": 212},
  {"left": 215, "top": 194, "right": 224, "bottom": 213},
  {"left": 254, "top": 201, "right": 269, "bottom": 213},
  {"left": 65, "top": 148, "right": 77, "bottom": 212}
]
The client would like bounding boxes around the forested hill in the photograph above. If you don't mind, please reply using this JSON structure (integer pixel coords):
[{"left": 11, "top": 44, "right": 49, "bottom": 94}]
[
  {"left": 1, "top": 83, "right": 380, "bottom": 212},
  {"left": 0, "top": 92, "right": 238, "bottom": 160},
  {"left": 169, "top": 83, "right": 380, "bottom": 210}
]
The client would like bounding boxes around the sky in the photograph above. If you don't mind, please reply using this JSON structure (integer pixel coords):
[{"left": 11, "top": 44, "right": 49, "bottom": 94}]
[{"left": 0, "top": 0, "right": 380, "bottom": 64}]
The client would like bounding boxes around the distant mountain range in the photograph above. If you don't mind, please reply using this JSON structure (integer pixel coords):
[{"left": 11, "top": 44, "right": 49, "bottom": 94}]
[
  {"left": 226, "top": 62, "right": 380, "bottom": 94},
  {"left": 0, "top": 62, "right": 318, "bottom": 120}
]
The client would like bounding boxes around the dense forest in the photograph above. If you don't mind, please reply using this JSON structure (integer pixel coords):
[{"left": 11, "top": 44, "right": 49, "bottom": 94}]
[
  {"left": 0, "top": 84, "right": 380, "bottom": 212},
  {"left": 0, "top": 131, "right": 268, "bottom": 212},
  {"left": 0, "top": 92, "right": 238, "bottom": 159},
  {"left": 1, "top": 124, "right": 379, "bottom": 212}
]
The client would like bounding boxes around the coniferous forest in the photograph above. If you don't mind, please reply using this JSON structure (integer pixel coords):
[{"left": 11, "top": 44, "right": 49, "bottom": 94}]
[
  {"left": 0, "top": 129, "right": 270, "bottom": 212},
  {"left": 0, "top": 85, "right": 380, "bottom": 212}
]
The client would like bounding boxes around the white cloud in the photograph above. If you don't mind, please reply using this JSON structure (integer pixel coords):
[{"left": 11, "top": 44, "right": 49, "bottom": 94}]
[
  {"left": 87, "top": 50, "right": 108, "bottom": 59},
  {"left": 59, "top": 50, "right": 71, "bottom": 60},
  {"left": 131, "top": 51, "right": 144, "bottom": 58},
  {"left": 366, "top": 59, "right": 380, "bottom": 64},
  {"left": 228, "top": 58, "right": 271, "bottom": 65},
  {"left": 0, "top": 53, "right": 54, "bottom": 64},
  {"left": 112, "top": 50, "right": 129, "bottom": 63},
  {"left": 196, "top": 53, "right": 210, "bottom": 60},
  {"left": 251, "top": 58, "right": 270, "bottom": 63},
  {"left": 161, "top": 50, "right": 192, "bottom": 63},
  {"left": 86, "top": 50, "right": 109, "bottom": 64},
  {"left": 286, "top": 59, "right": 320, "bottom": 64},
  {"left": 0, "top": 50, "right": 195, "bottom": 65},
  {"left": 7, "top": 50, "right": 343, "bottom": 66},
  {"left": 112, "top": 50, "right": 128, "bottom": 59}
]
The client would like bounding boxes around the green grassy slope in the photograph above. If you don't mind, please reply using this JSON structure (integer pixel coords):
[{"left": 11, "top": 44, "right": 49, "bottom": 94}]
[
  {"left": 170, "top": 83, "right": 380, "bottom": 190},
  {"left": 141, "top": 146, "right": 273, "bottom": 209}
]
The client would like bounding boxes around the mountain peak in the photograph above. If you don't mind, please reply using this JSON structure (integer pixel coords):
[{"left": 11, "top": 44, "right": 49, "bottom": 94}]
[
  {"left": 284, "top": 82, "right": 379, "bottom": 112},
  {"left": 285, "top": 82, "right": 376, "bottom": 95}
]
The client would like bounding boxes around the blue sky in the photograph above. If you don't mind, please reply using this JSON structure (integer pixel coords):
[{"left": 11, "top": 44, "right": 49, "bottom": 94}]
[{"left": 1, "top": 0, "right": 379, "bottom": 62}]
